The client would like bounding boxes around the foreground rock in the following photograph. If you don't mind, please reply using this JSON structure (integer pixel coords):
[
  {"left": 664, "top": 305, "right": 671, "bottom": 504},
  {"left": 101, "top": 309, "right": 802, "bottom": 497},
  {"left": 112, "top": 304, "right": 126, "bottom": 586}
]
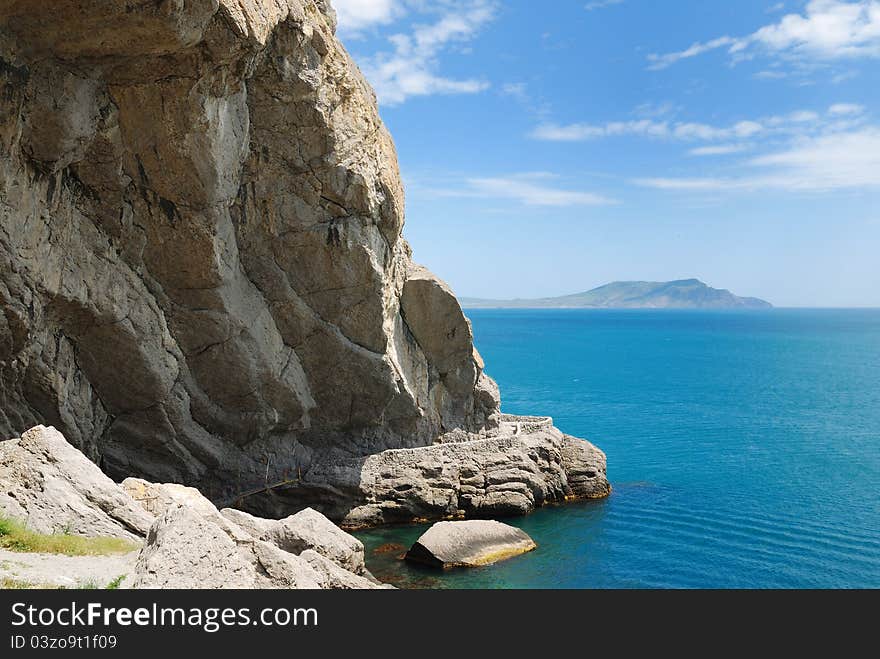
[
  {"left": 0, "top": 0, "right": 609, "bottom": 525},
  {"left": 1, "top": 426, "right": 388, "bottom": 589},
  {"left": 122, "top": 478, "right": 222, "bottom": 520},
  {"left": 130, "top": 505, "right": 324, "bottom": 590},
  {"left": 131, "top": 504, "right": 388, "bottom": 589},
  {"left": 0, "top": 426, "right": 154, "bottom": 541},
  {"left": 221, "top": 507, "right": 366, "bottom": 575},
  {"left": 405, "top": 521, "right": 537, "bottom": 569},
  {"left": 122, "top": 479, "right": 386, "bottom": 588}
]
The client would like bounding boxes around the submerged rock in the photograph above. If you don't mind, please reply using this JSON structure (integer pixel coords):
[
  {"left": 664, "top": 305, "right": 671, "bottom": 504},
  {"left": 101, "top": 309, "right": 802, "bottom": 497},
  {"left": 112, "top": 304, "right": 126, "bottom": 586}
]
[
  {"left": 405, "top": 520, "right": 537, "bottom": 569},
  {"left": 0, "top": 425, "right": 154, "bottom": 541}
]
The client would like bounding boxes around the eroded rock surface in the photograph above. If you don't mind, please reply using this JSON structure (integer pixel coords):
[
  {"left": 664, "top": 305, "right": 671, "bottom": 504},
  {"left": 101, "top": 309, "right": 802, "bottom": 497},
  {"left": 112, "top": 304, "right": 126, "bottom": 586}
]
[
  {"left": 130, "top": 504, "right": 326, "bottom": 589},
  {"left": 221, "top": 506, "right": 365, "bottom": 574}
]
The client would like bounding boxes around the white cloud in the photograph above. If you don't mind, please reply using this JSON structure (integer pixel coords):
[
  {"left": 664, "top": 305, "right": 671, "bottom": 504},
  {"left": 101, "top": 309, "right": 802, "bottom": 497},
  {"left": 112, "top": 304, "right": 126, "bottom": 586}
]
[
  {"left": 829, "top": 102, "right": 866, "bottom": 114},
  {"left": 751, "top": 0, "right": 880, "bottom": 58},
  {"left": 688, "top": 144, "right": 750, "bottom": 156},
  {"left": 633, "top": 101, "right": 680, "bottom": 118},
  {"left": 531, "top": 104, "right": 868, "bottom": 145},
  {"left": 648, "top": 36, "right": 741, "bottom": 70},
  {"left": 529, "top": 108, "right": 843, "bottom": 143},
  {"left": 648, "top": 1, "right": 880, "bottom": 70},
  {"left": 358, "top": 0, "right": 497, "bottom": 105},
  {"left": 754, "top": 69, "right": 789, "bottom": 79},
  {"left": 423, "top": 173, "right": 616, "bottom": 207},
  {"left": 334, "top": 0, "right": 401, "bottom": 33},
  {"left": 467, "top": 176, "right": 616, "bottom": 206},
  {"left": 677, "top": 120, "right": 765, "bottom": 139},
  {"left": 636, "top": 177, "right": 740, "bottom": 191},
  {"left": 637, "top": 128, "right": 880, "bottom": 192},
  {"left": 750, "top": 128, "right": 880, "bottom": 186},
  {"left": 788, "top": 110, "right": 821, "bottom": 122},
  {"left": 532, "top": 120, "right": 669, "bottom": 141},
  {"left": 585, "top": 0, "right": 624, "bottom": 10}
]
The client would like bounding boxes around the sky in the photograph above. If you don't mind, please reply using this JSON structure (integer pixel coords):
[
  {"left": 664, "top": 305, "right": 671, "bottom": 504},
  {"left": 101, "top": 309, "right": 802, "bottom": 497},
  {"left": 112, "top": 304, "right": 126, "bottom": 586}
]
[{"left": 332, "top": 0, "right": 880, "bottom": 307}]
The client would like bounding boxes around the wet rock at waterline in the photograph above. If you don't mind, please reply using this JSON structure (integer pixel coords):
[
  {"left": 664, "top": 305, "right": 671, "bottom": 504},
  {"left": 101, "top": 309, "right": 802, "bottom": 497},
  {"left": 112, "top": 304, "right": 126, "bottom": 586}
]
[{"left": 405, "top": 520, "right": 537, "bottom": 569}]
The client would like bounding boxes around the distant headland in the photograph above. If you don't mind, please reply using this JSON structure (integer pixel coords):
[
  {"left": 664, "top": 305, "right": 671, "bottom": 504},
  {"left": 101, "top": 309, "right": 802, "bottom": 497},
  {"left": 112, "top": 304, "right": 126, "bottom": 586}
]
[{"left": 460, "top": 279, "right": 773, "bottom": 309}]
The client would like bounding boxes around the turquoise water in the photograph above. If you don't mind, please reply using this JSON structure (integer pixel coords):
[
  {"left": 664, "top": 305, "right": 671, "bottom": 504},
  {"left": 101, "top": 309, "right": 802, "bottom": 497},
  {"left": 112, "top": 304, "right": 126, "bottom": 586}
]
[{"left": 357, "top": 309, "right": 880, "bottom": 588}]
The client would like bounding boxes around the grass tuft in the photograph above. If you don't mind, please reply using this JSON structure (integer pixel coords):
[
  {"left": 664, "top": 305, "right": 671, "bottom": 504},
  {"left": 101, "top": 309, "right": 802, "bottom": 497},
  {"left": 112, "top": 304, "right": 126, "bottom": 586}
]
[
  {"left": 105, "top": 574, "right": 126, "bottom": 590},
  {"left": 0, "top": 516, "right": 139, "bottom": 556}
]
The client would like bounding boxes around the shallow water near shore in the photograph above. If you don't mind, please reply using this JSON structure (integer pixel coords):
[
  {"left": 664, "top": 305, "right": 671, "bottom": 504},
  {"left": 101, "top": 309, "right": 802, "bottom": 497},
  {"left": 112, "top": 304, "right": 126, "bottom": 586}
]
[{"left": 356, "top": 309, "right": 880, "bottom": 588}]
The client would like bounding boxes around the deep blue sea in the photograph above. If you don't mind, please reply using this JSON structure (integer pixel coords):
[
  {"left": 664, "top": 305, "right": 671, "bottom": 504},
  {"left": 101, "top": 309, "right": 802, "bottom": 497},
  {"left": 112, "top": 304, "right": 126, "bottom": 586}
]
[{"left": 357, "top": 309, "right": 880, "bottom": 589}]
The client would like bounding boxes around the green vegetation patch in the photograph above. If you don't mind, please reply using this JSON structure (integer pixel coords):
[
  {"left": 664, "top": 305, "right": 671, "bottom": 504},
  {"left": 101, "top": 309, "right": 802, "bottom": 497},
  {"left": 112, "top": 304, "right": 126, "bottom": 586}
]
[
  {"left": 0, "top": 516, "right": 138, "bottom": 556},
  {"left": 1, "top": 578, "right": 125, "bottom": 590}
]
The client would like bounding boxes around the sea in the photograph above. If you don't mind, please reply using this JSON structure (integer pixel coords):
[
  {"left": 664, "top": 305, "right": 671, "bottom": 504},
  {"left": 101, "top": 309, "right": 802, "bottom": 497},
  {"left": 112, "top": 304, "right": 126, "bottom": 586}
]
[{"left": 356, "top": 309, "right": 880, "bottom": 589}]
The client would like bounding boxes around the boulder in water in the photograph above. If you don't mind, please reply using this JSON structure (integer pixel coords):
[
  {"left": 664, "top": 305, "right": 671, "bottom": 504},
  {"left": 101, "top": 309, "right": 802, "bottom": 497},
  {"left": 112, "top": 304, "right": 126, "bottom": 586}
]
[{"left": 405, "top": 520, "right": 537, "bottom": 569}]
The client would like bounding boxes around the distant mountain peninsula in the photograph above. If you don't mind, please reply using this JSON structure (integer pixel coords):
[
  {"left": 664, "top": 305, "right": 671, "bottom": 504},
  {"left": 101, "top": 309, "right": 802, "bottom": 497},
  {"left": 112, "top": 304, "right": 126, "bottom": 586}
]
[{"left": 460, "top": 279, "right": 773, "bottom": 310}]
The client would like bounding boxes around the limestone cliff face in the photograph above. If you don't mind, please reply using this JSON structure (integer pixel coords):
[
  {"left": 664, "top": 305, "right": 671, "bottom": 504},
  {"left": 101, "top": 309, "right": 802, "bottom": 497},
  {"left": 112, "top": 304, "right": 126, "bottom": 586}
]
[{"left": 0, "top": 0, "right": 501, "bottom": 502}]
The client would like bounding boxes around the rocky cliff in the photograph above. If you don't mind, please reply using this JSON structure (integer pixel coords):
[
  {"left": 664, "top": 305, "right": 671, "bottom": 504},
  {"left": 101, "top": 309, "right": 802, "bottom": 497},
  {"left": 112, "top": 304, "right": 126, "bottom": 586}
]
[{"left": 0, "top": 1, "right": 608, "bottom": 523}]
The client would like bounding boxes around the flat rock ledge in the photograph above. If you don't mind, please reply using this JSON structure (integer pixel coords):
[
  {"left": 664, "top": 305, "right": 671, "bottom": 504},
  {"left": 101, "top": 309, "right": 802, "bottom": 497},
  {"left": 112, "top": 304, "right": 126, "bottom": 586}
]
[
  {"left": 239, "top": 416, "right": 610, "bottom": 528},
  {"left": 333, "top": 418, "right": 610, "bottom": 529},
  {"left": 405, "top": 520, "right": 536, "bottom": 569}
]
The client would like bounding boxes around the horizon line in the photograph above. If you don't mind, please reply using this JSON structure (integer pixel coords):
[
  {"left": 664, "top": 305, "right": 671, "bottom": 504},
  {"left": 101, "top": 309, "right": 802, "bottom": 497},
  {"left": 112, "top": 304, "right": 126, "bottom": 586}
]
[{"left": 459, "top": 305, "right": 880, "bottom": 310}]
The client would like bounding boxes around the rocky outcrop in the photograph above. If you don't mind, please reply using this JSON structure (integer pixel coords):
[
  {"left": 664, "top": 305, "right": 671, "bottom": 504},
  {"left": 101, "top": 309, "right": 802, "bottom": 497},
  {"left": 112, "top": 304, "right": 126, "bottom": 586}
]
[
  {"left": 0, "top": 425, "right": 154, "bottom": 541},
  {"left": 245, "top": 416, "right": 609, "bottom": 528},
  {"left": 130, "top": 504, "right": 326, "bottom": 589},
  {"left": 405, "top": 520, "right": 536, "bottom": 569},
  {"left": 122, "top": 477, "right": 223, "bottom": 518},
  {"left": 0, "top": 0, "right": 610, "bottom": 524},
  {"left": 299, "top": 549, "right": 386, "bottom": 589},
  {"left": 121, "top": 476, "right": 378, "bottom": 584},
  {"left": 130, "top": 500, "right": 391, "bottom": 589},
  {"left": 221, "top": 506, "right": 366, "bottom": 574}
]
